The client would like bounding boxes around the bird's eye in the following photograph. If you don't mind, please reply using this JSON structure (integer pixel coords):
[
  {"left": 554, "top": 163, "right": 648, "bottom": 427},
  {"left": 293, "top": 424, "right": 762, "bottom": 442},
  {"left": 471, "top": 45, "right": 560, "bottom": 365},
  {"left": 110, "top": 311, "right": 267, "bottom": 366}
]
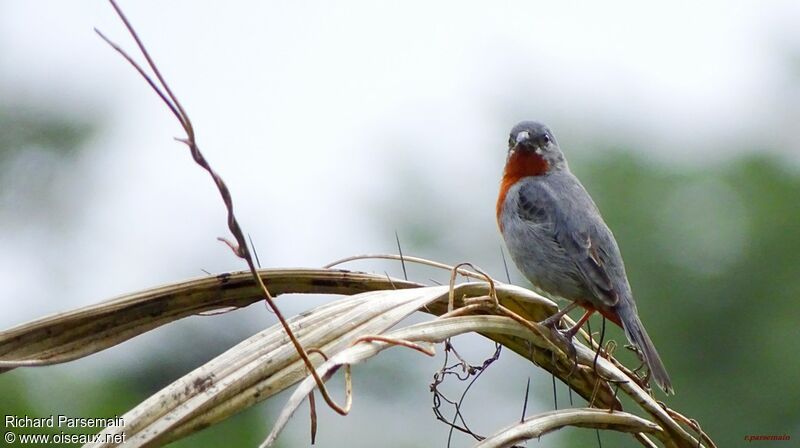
[
  {"left": 508, "top": 137, "right": 515, "bottom": 147},
  {"left": 541, "top": 134, "right": 551, "bottom": 144}
]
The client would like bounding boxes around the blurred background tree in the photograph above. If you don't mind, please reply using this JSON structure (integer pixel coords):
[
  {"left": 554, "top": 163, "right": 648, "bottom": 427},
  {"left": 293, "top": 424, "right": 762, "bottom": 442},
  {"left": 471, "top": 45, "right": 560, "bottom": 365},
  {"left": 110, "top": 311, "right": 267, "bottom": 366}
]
[{"left": 379, "top": 144, "right": 800, "bottom": 448}]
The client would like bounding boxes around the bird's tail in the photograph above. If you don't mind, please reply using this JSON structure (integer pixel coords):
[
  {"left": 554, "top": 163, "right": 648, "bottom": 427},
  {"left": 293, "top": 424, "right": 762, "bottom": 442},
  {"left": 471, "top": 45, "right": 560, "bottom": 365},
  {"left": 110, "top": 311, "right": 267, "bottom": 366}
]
[{"left": 616, "top": 303, "right": 674, "bottom": 395}]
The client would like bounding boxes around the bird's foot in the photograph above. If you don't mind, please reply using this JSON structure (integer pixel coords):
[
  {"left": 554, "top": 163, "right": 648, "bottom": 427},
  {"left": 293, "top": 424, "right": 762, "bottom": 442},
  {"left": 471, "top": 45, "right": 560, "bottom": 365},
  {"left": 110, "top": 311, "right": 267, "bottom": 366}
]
[
  {"left": 539, "top": 318, "right": 579, "bottom": 376},
  {"left": 548, "top": 325, "right": 579, "bottom": 373},
  {"left": 539, "top": 302, "right": 579, "bottom": 328}
]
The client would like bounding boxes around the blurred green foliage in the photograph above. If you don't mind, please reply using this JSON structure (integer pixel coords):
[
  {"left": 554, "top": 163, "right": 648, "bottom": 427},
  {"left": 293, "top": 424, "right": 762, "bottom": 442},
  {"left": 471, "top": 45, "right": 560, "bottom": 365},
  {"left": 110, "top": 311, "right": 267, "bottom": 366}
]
[
  {"left": 0, "top": 104, "right": 96, "bottom": 229},
  {"left": 377, "top": 144, "right": 800, "bottom": 447},
  {"left": 0, "top": 106, "right": 91, "bottom": 161},
  {"left": 564, "top": 151, "right": 800, "bottom": 447}
]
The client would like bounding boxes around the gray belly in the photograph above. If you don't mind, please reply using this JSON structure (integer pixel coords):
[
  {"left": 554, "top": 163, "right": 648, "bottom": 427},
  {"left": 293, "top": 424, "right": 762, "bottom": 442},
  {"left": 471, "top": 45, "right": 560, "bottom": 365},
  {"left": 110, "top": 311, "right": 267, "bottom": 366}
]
[{"left": 502, "top": 217, "right": 588, "bottom": 303}]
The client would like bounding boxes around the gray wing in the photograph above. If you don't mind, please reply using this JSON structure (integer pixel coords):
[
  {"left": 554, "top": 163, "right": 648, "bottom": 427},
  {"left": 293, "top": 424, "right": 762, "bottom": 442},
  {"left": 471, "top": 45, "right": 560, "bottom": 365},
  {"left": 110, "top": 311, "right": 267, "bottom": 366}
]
[{"left": 517, "top": 179, "right": 620, "bottom": 307}]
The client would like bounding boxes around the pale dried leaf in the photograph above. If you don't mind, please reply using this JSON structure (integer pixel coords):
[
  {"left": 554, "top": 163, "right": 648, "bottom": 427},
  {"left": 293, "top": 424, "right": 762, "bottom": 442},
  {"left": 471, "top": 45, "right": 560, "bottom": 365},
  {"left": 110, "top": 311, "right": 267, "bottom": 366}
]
[
  {"left": 87, "top": 285, "right": 453, "bottom": 447},
  {"left": 474, "top": 408, "right": 664, "bottom": 448},
  {"left": 0, "top": 269, "right": 421, "bottom": 369}
]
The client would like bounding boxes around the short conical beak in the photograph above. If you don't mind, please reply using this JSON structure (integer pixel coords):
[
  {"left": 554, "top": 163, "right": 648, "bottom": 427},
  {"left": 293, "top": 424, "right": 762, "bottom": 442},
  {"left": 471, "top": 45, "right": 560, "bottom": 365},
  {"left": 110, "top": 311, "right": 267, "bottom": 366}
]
[{"left": 515, "top": 130, "right": 531, "bottom": 145}]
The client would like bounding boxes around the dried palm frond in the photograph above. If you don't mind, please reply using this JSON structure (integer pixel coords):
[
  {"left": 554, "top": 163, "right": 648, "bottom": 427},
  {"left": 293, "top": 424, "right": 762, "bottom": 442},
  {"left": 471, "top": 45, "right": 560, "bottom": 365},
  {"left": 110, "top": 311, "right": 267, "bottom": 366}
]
[{"left": 1, "top": 267, "right": 713, "bottom": 448}]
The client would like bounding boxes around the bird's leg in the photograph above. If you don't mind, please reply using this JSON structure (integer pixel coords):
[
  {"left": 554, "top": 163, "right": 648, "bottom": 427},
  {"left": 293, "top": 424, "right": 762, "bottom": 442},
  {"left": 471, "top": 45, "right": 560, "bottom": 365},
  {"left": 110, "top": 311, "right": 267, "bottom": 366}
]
[
  {"left": 539, "top": 302, "right": 581, "bottom": 373},
  {"left": 559, "top": 309, "right": 596, "bottom": 375},
  {"left": 538, "top": 302, "right": 579, "bottom": 329},
  {"left": 563, "top": 309, "right": 594, "bottom": 339},
  {"left": 540, "top": 303, "right": 594, "bottom": 377}
]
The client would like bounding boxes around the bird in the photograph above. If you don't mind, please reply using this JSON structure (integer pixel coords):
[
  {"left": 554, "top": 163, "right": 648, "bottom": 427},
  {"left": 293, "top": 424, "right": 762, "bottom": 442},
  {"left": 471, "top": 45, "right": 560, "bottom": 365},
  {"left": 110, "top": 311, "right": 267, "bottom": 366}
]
[{"left": 496, "top": 120, "right": 673, "bottom": 394}]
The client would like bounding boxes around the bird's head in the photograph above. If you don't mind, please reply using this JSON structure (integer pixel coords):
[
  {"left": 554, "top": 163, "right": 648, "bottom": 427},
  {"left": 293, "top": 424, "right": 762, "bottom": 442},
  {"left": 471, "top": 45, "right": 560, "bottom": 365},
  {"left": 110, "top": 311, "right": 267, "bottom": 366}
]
[
  {"left": 505, "top": 121, "right": 566, "bottom": 176},
  {"left": 497, "top": 121, "right": 567, "bottom": 227}
]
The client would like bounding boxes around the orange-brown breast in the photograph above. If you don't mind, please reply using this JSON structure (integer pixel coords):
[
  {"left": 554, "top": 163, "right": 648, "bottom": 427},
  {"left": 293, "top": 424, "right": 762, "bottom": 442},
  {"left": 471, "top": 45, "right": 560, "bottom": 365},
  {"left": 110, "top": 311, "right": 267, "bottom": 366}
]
[{"left": 496, "top": 149, "right": 549, "bottom": 231}]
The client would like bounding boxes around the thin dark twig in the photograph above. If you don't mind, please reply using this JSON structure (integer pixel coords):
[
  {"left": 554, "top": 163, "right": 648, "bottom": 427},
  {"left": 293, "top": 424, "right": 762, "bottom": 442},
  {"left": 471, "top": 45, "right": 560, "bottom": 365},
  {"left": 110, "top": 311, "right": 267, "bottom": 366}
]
[
  {"left": 308, "top": 391, "right": 317, "bottom": 444},
  {"left": 443, "top": 343, "right": 470, "bottom": 376},
  {"left": 97, "top": 0, "right": 351, "bottom": 416},
  {"left": 520, "top": 377, "right": 531, "bottom": 422},
  {"left": 93, "top": 28, "right": 182, "bottom": 125},
  {"left": 446, "top": 343, "right": 502, "bottom": 445},
  {"left": 383, "top": 271, "right": 397, "bottom": 290},
  {"left": 448, "top": 358, "right": 488, "bottom": 443},
  {"left": 395, "top": 231, "right": 408, "bottom": 281},
  {"left": 248, "top": 233, "right": 262, "bottom": 268},
  {"left": 106, "top": 0, "right": 191, "bottom": 134},
  {"left": 552, "top": 373, "right": 558, "bottom": 410},
  {"left": 500, "top": 245, "right": 511, "bottom": 283},
  {"left": 588, "top": 317, "right": 605, "bottom": 375},
  {"left": 431, "top": 342, "right": 502, "bottom": 445},
  {"left": 590, "top": 316, "right": 629, "bottom": 390}
]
